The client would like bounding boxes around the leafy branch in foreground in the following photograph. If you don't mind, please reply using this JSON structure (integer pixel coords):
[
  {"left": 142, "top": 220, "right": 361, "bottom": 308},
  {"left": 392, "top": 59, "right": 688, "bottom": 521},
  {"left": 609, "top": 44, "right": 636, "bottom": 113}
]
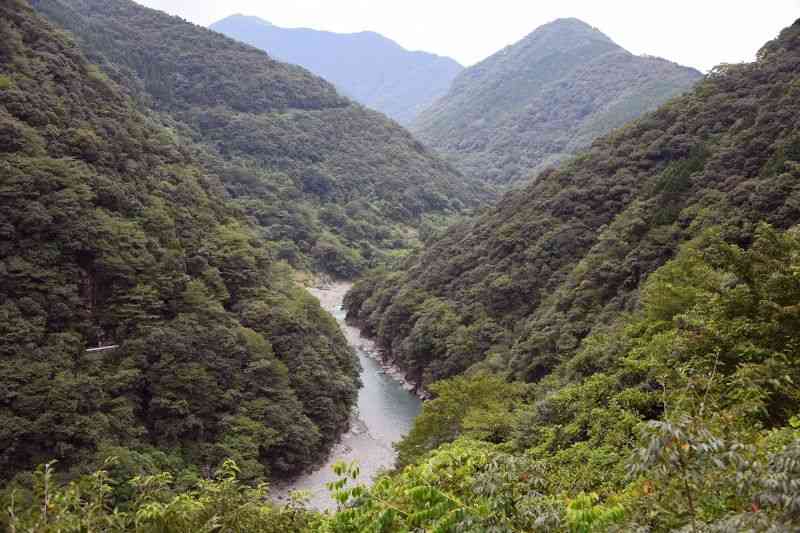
[{"left": 3, "top": 459, "right": 313, "bottom": 533}]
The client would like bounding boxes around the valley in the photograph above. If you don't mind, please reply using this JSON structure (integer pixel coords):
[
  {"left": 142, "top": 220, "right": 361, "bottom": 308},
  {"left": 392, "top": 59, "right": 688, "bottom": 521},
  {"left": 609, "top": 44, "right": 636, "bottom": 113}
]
[{"left": 2, "top": 0, "right": 799, "bottom": 531}]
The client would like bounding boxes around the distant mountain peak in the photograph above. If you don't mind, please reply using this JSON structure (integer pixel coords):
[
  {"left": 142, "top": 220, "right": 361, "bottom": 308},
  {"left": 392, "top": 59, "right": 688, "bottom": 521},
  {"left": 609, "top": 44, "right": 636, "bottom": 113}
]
[
  {"left": 524, "top": 17, "right": 616, "bottom": 46},
  {"left": 548, "top": 17, "right": 601, "bottom": 28},
  {"left": 217, "top": 14, "right": 273, "bottom": 27},
  {"left": 411, "top": 17, "right": 701, "bottom": 187},
  {"left": 209, "top": 16, "right": 463, "bottom": 125},
  {"left": 546, "top": 17, "right": 599, "bottom": 29}
]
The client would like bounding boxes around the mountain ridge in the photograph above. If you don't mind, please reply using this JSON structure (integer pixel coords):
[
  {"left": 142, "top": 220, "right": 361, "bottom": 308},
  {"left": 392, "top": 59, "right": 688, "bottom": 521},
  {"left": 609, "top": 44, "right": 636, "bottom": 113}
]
[
  {"left": 3, "top": 4, "right": 800, "bottom": 531},
  {"left": 348, "top": 16, "right": 800, "bottom": 387},
  {"left": 35, "top": 0, "right": 489, "bottom": 279},
  {"left": 326, "top": 19, "right": 800, "bottom": 531},
  {"left": 0, "top": 0, "right": 359, "bottom": 483},
  {"left": 411, "top": 17, "right": 703, "bottom": 187},
  {"left": 210, "top": 14, "right": 464, "bottom": 125}
]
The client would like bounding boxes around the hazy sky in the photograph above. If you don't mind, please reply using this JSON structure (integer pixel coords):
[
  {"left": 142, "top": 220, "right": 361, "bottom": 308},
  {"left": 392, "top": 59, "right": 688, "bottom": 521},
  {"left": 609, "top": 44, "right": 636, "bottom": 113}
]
[{"left": 135, "top": 1, "right": 799, "bottom": 72}]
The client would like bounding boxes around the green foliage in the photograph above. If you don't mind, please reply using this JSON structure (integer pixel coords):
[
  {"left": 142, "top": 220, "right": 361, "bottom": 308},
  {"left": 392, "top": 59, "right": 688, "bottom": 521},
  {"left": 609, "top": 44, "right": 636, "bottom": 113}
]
[
  {"left": 348, "top": 18, "right": 800, "bottom": 392},
  {"left": 6, "top": 222, "right": 800, "bottom": 528},
  {"left": 5, "top": 421, "right": 799, "bottom": 531},
  {"left": 506, "top": 224, "right": 800, "bottom": 490},
  {"left": 412, "top": 18, "right": 701, "bottom": 187},
  {"left": 651, "top": 147, "right": 708, "bottom": 225},
  {"left": 0, "top": 0, "right": 358, "bottom": 483},
  {"left": 626, "top": 416, "right": 800, "bottom": 531},
  {"left": 565, "top": 493, "right": 624, "bottom": 533},
  {"left": 319, "top": 224, "right": 800, "bottom": 532},
  {"left": 34, "top": 0, "right": 492, "bottom": 278},
  {"left": 3, "top": 459, "right": 315, "bottom": 532},
  {"left": 761, "top": 135, "right": 800, "bottom": 177},
  {"left": 396, "top": 373, "right": 525, "bottom": 467},
  {"left": 316, "top": 439, "right": 565, "bottom": 532},
  {"left": 652, "top": 147, "right": 707, "bottom": 195},
  {"left": 4, "top": 2, "right": 800, "bottom": 532}
]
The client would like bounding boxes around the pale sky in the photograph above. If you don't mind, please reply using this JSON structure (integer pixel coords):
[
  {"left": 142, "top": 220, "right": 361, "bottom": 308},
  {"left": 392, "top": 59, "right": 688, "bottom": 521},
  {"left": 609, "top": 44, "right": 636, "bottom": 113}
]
[{"left": 135, "top": 0, "right": 800, "bottom": 72}]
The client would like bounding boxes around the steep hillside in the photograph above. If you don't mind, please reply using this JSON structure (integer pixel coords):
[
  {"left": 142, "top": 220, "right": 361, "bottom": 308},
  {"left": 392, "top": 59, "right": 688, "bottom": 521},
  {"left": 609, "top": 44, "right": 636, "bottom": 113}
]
[
  {"left": 4, "top": 8, "right": 800, "bottom": 532},
  {"left": 412, "top": 18, "right": 702, "bottom": 187},
  {"left": 0, "top": 0, "right": 358, "bottom": 483},
  {"left": 331, "top": 223, "right": 800, "bottom": 531},
  {"left": 35, "top": 0, "right": 489, "bottom": 279},
  {"left": 335, "top": 23, "right": 800, "bottom": 530},
  {"left": 347, "top": 18, "right": 800, "bottom": 389},
  {"left": 210, "top": 14, "right": 464, "bottom": 125}
]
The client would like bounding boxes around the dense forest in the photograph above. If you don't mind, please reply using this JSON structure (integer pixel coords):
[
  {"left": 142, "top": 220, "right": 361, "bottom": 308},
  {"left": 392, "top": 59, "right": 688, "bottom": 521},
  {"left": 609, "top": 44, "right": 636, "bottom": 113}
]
[
  {"left": 348, "top": 18, "right": 800, "bottom": 389},
  {"left": 411, "top": 18, "right": 702, "bottom": 187},
  {"left": 0, "top": 0, "right": 359, "bottom": 491},
  {"left": 329, "top": 223, "right": 800, "bottom": 530},
  {"left": 33, "top": 0, "right": 490, "bottom": 279},
  {"left": 210, "top": 15, "right": 464, "bottom": 126},
  {"left": 337, "top": 17, "right": 800, "bottom": 530},
  {"left": 3, "top": 0, "right": 800, "bottom": 531}
]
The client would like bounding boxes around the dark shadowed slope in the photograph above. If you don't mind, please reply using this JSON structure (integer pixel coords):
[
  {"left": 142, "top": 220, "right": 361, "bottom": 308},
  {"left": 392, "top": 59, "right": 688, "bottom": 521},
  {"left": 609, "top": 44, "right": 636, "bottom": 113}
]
[
  {"left": 412, "top": 18, "right": 702, "bottom": 187},
  {"left": 210, "top": 14, "right": 464, "bottom": 125},
  {"left": 0, "top": 0, "right": 359, "bottom": 482}
]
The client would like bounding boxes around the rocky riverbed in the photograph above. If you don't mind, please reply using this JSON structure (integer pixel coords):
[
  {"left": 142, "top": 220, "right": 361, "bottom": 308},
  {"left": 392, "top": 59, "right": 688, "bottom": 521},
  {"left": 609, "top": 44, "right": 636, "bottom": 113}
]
[{"left": 271, "top": 283, "right": 422, "bottom": 510}]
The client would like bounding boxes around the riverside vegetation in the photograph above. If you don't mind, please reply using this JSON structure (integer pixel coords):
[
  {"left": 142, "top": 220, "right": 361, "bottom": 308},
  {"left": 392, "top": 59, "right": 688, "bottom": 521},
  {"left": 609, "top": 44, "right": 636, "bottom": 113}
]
[
  {"left": 2, "top": 0, "right": 800, "bottom": 531},
  {"left": 0, "top": 0, "right": 360, "bottom": 488},
  {"left": 340, "top": 16, "right": 800, "bottom": 532}
]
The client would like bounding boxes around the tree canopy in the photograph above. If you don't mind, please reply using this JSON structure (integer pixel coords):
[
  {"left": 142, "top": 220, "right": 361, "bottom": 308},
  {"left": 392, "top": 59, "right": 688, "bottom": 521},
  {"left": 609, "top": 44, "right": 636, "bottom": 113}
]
[
  {"left": 34, "top": 0, "right": 493, "bottom": 278},
  {"left": 0, "top": 0, "right": 358, "bottom": 485},
  {"left": 348, "top": 19, "right": 800, "bottom": 389},
  {"left": 3, "top": 2, "right": 800, "bottom": 531}
]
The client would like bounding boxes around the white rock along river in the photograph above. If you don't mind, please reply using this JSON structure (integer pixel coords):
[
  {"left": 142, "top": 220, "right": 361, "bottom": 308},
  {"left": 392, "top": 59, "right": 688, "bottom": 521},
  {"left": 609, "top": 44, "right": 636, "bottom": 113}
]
[{"left": 272, "top": 282, "right": 422, "bottom": 510}]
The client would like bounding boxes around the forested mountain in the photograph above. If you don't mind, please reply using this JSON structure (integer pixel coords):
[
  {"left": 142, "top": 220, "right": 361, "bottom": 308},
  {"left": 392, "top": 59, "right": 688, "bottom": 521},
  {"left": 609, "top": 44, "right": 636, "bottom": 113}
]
[
  {"left": 412, "top": 18, "right": 702, "bottom": 187},
  {"left": 348, "top": 17, "right": 800, "bottom": 389},
  {"left": 4, "top": 0, "right": 800, "bottom": 530},
  {"left": 210, "top": 14, "right": 464, "bottom": 125},
  {"left": 34, "top": 0, "right": 489, "bottom": 279},
  {"left": 0, "top": 0, "right": 359, "bottom": 486},
  {"left": 331, "top": 19, "right": 800, "bottom": 529}
]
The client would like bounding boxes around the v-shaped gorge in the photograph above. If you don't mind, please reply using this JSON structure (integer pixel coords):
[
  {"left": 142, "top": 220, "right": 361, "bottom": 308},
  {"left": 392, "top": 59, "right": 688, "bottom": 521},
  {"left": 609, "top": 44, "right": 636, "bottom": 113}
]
[
  {"left": 5, "top": 0, "right": 452, "bottom": 492},
  {"left": 4, "top": 0, "right": 800, "bottom": 530}
]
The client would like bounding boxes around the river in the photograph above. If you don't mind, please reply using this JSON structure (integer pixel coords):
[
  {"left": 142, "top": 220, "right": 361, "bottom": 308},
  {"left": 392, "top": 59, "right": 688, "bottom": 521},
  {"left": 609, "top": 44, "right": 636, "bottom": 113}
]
[{"left": 272, "top": 282, "right": 422, "bottom": 510}]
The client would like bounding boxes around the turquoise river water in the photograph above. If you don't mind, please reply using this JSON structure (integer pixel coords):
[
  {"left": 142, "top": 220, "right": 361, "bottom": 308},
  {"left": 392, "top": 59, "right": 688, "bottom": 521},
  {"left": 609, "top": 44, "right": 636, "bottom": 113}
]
[{"left": 273, "top": 283, "right": 422, "bottom": 510}]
